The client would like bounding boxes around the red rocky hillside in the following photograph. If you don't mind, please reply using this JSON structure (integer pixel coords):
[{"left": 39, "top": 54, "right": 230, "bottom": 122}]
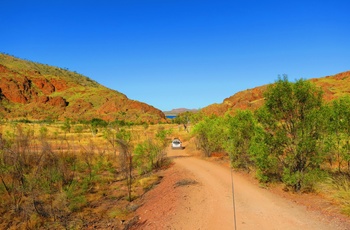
[
  {"left": 0, "top": 53, "right": 166, "bottom": 123},
  {"left": 201, "top": 71, "right": 350, "bottom": 117}
]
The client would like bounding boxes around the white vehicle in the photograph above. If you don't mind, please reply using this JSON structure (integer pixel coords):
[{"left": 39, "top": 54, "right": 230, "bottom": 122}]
[{"left": 171, "top": 138, "right": 182, "bottom": 149}]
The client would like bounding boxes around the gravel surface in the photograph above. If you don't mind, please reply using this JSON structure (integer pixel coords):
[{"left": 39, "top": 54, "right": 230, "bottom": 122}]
[{"left": 131, "top": 145, "right": 350, "bottom": 230}]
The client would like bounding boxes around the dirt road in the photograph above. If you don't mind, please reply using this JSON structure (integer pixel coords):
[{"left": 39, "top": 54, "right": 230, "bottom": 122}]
[{"left": 132, "top": 147, "right": 350, "bottom": 230}]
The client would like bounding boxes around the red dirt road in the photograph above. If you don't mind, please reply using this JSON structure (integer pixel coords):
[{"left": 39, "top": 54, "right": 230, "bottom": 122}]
[{"left": 132, "top": 147, "right": 350, "bottom": 230}]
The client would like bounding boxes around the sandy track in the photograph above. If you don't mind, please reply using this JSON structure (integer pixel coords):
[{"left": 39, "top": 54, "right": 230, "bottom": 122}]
[{"left": 132, "top": 147, "right": 350, "bottom": 230}]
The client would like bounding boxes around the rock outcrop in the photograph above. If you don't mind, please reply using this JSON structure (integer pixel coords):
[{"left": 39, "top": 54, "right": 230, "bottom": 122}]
[
  {"left": 201, "top": 71, "right": 350, "bottom": 117},
  {"left": 0, "top": 54, "right": 166, "bottom": 123}
]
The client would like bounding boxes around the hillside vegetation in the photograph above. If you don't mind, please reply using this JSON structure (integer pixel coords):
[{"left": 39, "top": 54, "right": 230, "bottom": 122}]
[
  {"left": 0, "top": 119, "right": 184, "bottom": 229},
  {"left": 182, "top": 75, "right": 350, "bottom": 216},
  {"left": 2, "top": 52, "right": 350, "bottom": 226},
  {"left": 201, "top": 71, "right": 350, "bottom": 116},
  {"left": 0, "top": 53, "right": 166, "bottom": 124}
]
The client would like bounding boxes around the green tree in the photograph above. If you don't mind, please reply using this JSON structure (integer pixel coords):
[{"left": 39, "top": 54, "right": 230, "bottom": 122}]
[
  {"left": 224, "top": 110, "right": 257, "bottom": 171},
  {"left": 173, "top": 111, "right": 191, "bottom": 132},
  {"left": 155, "top": 126, "right": 172, "bottom": 149},
  {"left": 249, "top": 121, "right": 280, "bottom": 183},
  {"left": 133, "top": 139, "right": 160, "bottom": 174},
  {"left": 257, "top": 76, "right": 325, "bottom": 191},
  {"left": 90, "top": 118, "right": 108, "bottom": 137},
  {"left": 192, "top": 116, "right": 226, "bottom": 157},
  {"left": 327, "top": 96, "right": 350, "bottom": 172},
  {"left": 133, "top": 127, "right": 171, "bottom": 175}
]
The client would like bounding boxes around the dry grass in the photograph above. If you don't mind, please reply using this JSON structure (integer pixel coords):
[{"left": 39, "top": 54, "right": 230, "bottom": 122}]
[
  {"left": 319, "top": 175, "right": 350, "bottom": 215},
  {"left": 0, "top": 121, "right": 187, "bottom": 229},
  {"left": 137, "top": 174, "right": 162, "bottom": 192}
]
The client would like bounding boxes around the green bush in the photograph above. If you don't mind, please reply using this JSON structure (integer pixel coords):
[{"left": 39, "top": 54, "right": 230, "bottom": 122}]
[
  {"left": 249, "top": 125, "right": 280, "bottom": 183},
  {"left": 192, "top": 116, "right": 226, "bottom": 157},
  {"left": 256, "top": 76, "right": 325, "bottom": 191},
  {"left": 134, "top": 128, "right": 170, "bottom": 175},
  {"left": 224, "top": 110, "right": 257, "bottom": 171},
  {"left": 134, "top": 139, "right": 163, "bottom": 175}
]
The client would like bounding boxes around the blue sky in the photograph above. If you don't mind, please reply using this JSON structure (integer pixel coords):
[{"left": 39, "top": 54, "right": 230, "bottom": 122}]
[{"left": 2, "top": 0, "right": 350, "bottom": 111}]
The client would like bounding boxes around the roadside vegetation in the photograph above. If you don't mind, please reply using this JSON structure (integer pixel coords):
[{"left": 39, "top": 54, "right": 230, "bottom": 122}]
[
  {"left": 184, "top": 76, "right": 350, "bottom": 215},
  {"left": 2, "top": 70, "right": 350, "bottom": 228},
  {"left": 0, "top": 118, "right": 177, "bottom": 229}
]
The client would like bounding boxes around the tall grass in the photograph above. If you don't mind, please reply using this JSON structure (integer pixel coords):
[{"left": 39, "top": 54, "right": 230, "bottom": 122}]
[
  {"left": 322, "top": 175, "right": 350, "bottom": 215},
  {"left": 0, "top": 121, "right": 178, "bottom": 229}
]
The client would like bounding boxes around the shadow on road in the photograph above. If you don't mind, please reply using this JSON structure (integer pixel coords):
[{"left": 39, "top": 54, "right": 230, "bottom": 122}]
[
  {"left": 168, "top": 154, "right": 191, "bottom": 160},
  {"left": 167, "top": 146, "right": 192, "bottom": 159}
]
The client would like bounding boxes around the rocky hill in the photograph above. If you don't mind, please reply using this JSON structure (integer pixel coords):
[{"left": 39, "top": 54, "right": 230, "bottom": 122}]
[
  {"left": 201, "top": 71, "right": 350, "bottom": 116},
  {"left": 0, "top": 53, "right": 166, "bottom": 123}
]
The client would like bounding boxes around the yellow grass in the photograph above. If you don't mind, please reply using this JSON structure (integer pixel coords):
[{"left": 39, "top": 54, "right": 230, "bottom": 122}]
[{"left": 0, "top": 121, "right": 189, "bottom": 229}]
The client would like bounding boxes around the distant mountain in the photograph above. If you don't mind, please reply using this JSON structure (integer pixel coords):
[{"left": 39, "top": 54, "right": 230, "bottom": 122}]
[
  {"left": 201, "top": 71, "right": 350, "bottom": 117},
  {"left": 0, "top": 53, "right": 166, "bottom": 123},
  {"left": 163, "top": 108, "right": 198, "bottom": 116}
]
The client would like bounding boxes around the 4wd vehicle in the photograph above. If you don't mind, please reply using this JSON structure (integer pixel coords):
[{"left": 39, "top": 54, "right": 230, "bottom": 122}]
[{"left": 171, "top": 138, "right": 182, "bottom": 149}]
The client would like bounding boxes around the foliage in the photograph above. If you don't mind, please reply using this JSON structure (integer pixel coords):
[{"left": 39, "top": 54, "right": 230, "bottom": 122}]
[
  {"left": 133, "top": 127, "right": 171, "bottom": 175},
  {"left": 173, "top": 111, "right": 204, "bottom": 127},
  {"left": 173, "top": 111, "right": 191, "bottom": 132},
  {"left": 0, "top": 121, "right": 176, "bottom": 228},
  {"left": 222, "top": 110, "right": 254, "bottom": 170},
  {"left": 192, "top": 115, "right": 226, "bottom": 157},
  {"left": 326, "top": 175, "right": 350, "bottom": 215},
  {"left": 189, "top": 76, "right": 345, "bottom": 192},
  {"left": 155, "top": 126, "right": 172, "bottom": 149},
  {"left": 102, "top": 126, "right": 118, "bottom": 153},
  {"left": 39, "top": 126, "right": 48, "bottom": 139},
  {"left": 254, "top": 76, "right": 325, "bottom": 191},
  {"left": 89, "top": 118, "right": 108, "bottom": 136},
  {"left": 325, "top": 96, "right": 350, "bottom": 173},
  {"left": 60, "top": 118, "right": 71, "bottom": 136},
  {"left": 0, "top": 125, "right": 78, "bottom": 221},
  {"left": 134, "top": 139, "right": 161, "bottom": 175},
  {"left": 249, "top": 123, "right": 280, "bottom": 183},
  {"left": 116, "top": 128, "right": 133, "bottom": 202}
]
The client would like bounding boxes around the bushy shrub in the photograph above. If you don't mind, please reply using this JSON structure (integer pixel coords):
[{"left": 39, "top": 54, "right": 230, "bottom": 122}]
[
  {"left": 192, "top": 116, "right": 226, "bottom": 157},
  {"left": 133, "top": 127, "right": 170, "bottom": 175},
  {"left": 224, "top": 110, "right": 257, "bottom": 171},
  {"left": 256, "top": 76, "right": 325, "bottom": 191}
]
